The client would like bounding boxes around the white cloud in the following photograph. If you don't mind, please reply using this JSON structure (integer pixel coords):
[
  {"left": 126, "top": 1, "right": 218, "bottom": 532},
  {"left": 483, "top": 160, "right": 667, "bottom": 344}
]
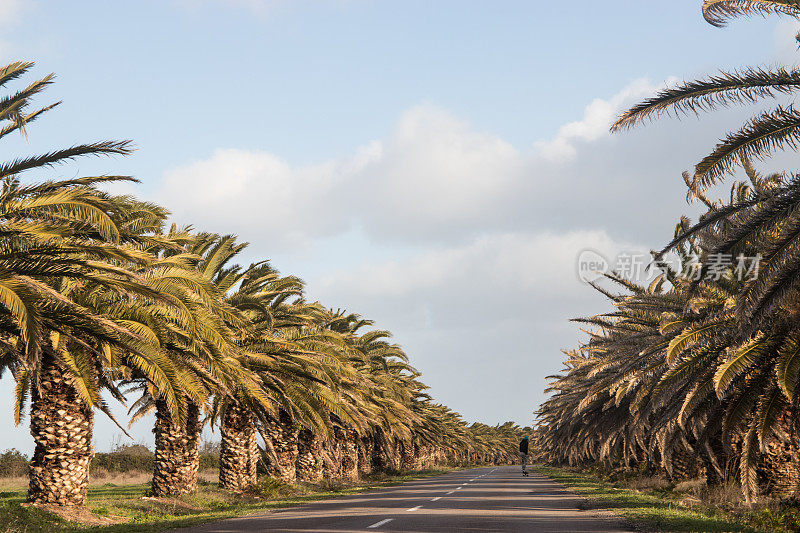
[
  {"left": 314, "top": 229, "right": 641, "bottom": 329},
  {"left": 357, "top": 104, "right": 523, "bottom": 227},
  {"left": 159, "top": 142, "right": 381, "bottom": 245},
  {"left": 533, "top": 77, "right": 676, "bottom": 160},
  {"left": 158, "top": 102, "right": 528, "bottom": 246},
  {"left": 158, "top": 76, "right": 712, "bottom": 252},
  {"left": 304, "top": 229, "right": 642, "bottom": 425},
  {"left": 0, "top": 0, "right": 32, "bottom": 63}
]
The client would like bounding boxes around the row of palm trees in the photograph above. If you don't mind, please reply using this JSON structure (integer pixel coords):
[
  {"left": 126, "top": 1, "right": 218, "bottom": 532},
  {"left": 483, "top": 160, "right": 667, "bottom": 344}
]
[
  {"left": 0, "top": 61, "right": 528, "bottom": 507},
  {"left": 535, "top": 1, "right": 800, "bottom": 502}
]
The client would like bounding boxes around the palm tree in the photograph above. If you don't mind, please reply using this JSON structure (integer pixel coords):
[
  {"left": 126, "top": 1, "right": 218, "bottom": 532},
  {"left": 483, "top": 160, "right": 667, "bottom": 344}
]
[
  {"left": 189, "top": 235, "right": 305, "bottom": 488},
  {"left": 536, "top": 171, "right": 800, "bottom": 500},
  {"left": 0, "top": 61, "right": 196, "bottom": 506},
  {"left": 254, "top": 310, "right": 368, "bottom": 484},
  {"left": 1, "top": 180, "right": 177, "bottom": 506},
  {"left": 655, "top": 169, "right": 800, "bottom": 499},
  {"left": 612, "top": 1, "right": 800, "bottom": 195},
  {"left": 190, "top": 235, "right": 357, "bottom": 489},
  {"left": 120, "top": 229, "right": 263, "bottom": 497}
]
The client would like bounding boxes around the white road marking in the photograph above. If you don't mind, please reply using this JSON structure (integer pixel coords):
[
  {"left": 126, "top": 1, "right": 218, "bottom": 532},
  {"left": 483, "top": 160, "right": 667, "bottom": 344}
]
[
  {"left": 407, "top": 505, "right": 422, "bottom": 512},
  {"left": 368, "top": 518, "right": 393, "bottom": 528},
  {"left": 446, "top": 490, "right": 455, "bottom": 495},
  {"left": 456, "top": 486, "right": 463, "bottom": 490},
  {"left": 431, "top": 496, "right": 441, "bottom": 501}
]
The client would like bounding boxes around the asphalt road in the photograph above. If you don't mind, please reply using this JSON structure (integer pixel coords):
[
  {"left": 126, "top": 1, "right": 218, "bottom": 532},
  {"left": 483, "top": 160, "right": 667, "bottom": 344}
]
[{"left": 177, "top": 466, "right": 632, "bottom": 532}]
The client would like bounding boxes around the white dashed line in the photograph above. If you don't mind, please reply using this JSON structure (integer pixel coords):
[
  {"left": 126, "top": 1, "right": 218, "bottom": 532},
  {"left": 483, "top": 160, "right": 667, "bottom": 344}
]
[
  {"left": 407, "top": 505, "right": 422, "bottom": 512},
  {"left": 456, "top": 486, "right": 463, "bottom": 490},
  {"left": 431, "top": 496, "right": 441, "bottom": 501},
  {"left": 446, "top": 490, "right": 455, "bottom": 495},
  {"left": 368, "top": 518, "right": 393, "bottom": 528}
]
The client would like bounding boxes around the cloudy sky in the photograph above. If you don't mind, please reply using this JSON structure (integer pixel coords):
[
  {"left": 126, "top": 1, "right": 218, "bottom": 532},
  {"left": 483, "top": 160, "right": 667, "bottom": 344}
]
[{"left": 0, "top": 1, "right": 797, "bottom": 452}]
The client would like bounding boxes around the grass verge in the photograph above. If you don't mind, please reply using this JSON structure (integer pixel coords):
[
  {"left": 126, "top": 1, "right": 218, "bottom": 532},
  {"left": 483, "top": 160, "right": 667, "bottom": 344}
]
[
  {"left": 0, "top": 468, "right": 460, "bottom": 532},
  {"left": 533, "top": 465, "right": 774, "bottom": 532}
]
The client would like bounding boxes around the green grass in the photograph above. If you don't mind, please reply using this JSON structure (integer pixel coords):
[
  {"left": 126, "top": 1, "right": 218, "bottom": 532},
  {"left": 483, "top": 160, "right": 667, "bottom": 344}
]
[
  {"left": 0, "top": 468, "right": 460, "bottom": 532},
  {"left": 534, "top": 465, "right": 784, "bottom": 533}
]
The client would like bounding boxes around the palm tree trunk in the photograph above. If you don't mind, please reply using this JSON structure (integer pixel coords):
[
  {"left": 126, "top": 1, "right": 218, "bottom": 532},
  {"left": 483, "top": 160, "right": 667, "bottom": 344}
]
[
  {"left": 262, "top": 410, "right": 298, "bottom": 483},
  {"left": 371, "top": 429, "right": 387, "bottom": 472},
  {"left": 341, "top": 429, "right": 359, "bottom": 481},
  {"left": 28, "top": 352, "right": 94, "bottom": 506},
  {"left": 371, "top": 429, "right": 400, "bottom": 473},
  {"left": 387, "top": 437, "right": 402, "bottom": 471},
  {"left": 296, "top": 429, "right": 324, "bottom": 482},
  {"left": 417, "top": 444, "right": 430, "bottom": 469},
  {"left": 152, "top": 399, "right": 201, "bottom": 496},
  {"left": 400, "top": 439, "right": 416, "bottom": 471},
  {"left": 358, "top": 435, "right": 374, "bottom": 476},
  {"left": 219, "top": 399, "right": 258, "bottom": 491},
  {"left": 416, "top": 442, "right": 425, "bottom": 468},
  {"left": 323, "top": 426, "right": 345, "bottom": 479},
  {"left": 422, "top": 445, "right": 437, "bottom": 468}
]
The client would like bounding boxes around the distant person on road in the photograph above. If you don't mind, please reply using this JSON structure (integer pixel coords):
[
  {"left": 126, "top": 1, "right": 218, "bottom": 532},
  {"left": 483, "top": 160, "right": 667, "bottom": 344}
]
[{"left": 519, "top": 436, "right": 529, "bottom": 476}]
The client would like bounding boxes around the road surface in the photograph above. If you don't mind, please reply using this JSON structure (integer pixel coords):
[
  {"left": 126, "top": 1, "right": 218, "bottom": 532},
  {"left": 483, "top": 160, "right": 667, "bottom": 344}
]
[{"left": 177, "top": 466, "right": 632, "bottom": 532}]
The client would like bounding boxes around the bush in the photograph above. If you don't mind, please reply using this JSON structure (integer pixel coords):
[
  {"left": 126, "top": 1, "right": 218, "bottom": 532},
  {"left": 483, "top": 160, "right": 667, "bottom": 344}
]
[
  {"left": 247, "top": 477, "right": 295, "bottom": 499},
  {"left": 90, "top": 440, "right": 220, "bottom": 474},
  {"left": 91, "top": 444, "right": 154, "bottom": 473},
  {"left": 199, "top": 440, "right": 220, "bottom": 470},
  {"left": 319, "top": 477, "right": 349, "bottom": 492},
  {"left": 0, "top": 449, "right": 28, "bottom": 477}
]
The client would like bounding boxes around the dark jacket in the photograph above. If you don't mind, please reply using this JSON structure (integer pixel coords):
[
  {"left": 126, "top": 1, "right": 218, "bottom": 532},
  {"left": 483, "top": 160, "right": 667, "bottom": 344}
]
[{"left": 519, "top": 438, "right": 529, "bottom": 454}]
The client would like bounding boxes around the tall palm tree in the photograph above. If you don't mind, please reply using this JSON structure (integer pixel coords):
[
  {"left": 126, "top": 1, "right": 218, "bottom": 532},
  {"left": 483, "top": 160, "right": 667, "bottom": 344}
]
[
  {"left": 612, "top": 1, "right": 800, "bottom": 195},
  {"left": 190, "top": 235, "right": 354, "bottom": 489},
  {"left": 0, "top": 61, "right": 196, "bottom": 506},
  {"left": 654, "top": 169, "right": 800, "bottom": 499},
  {"left": 122, "top": 229, "right": 264, "bottom": 496},
  {"left": 199, "top": 237, "right": 296, "bottom": 489},
  {"left": 1, "top": 179, "right": 180, "bottom": 506},
  {"left": 537, "top": 171, "right": 800, "bottom": 500}
]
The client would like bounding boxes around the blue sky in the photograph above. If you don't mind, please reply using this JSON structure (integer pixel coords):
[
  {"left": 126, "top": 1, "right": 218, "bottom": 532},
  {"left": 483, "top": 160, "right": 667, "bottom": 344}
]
[{"left": 0, "top": 0, "right": 796, "bottom": 452}]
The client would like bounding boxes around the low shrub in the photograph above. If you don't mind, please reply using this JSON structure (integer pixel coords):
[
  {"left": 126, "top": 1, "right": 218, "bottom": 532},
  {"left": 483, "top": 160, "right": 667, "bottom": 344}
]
[
  {"left": 626, "top": 475, "right": 672, "bottom": 492},
  {"left": 247, "top": 477, "right": 296, "bottom": 499},
  {"left": 91, "top": 444, "right": 153, "bottom": 473},
  {"left": 674, "top": 478, "right": 706, "bottom": 495},
  {"left": 744, "top": 498, "right": 800, "bottom": 533},
  {"left": 701, "top": 481, "right": 745, "bottom": 509},
  {"left": 91, "top": 440, "right": 220, "bottom": 474},
  {"left": 0, "top": 449, "right": 28, "bottom": 477},
  {"left": 199, "top": 441, "right": 220, "bottom": 470},
  {"left": 319, "top": 477, "right": 350, "bottom": 492}
]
